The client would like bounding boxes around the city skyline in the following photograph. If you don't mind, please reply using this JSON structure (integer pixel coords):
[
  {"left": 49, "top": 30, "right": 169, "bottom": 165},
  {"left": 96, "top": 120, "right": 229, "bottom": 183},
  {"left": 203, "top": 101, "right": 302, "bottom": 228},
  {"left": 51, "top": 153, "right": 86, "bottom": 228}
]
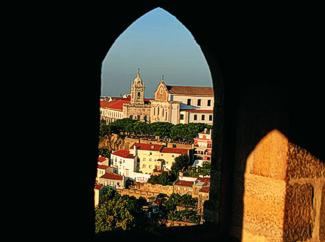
[{"left": 101, "top": 8, "right": 213, "bottom": 98}]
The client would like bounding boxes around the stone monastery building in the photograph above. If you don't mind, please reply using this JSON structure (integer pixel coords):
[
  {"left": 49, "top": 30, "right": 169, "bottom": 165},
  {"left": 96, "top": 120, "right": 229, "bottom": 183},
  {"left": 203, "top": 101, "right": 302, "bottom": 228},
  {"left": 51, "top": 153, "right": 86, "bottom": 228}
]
[{"left": 100, "top": 70, "right": 214, "bottom": 125}]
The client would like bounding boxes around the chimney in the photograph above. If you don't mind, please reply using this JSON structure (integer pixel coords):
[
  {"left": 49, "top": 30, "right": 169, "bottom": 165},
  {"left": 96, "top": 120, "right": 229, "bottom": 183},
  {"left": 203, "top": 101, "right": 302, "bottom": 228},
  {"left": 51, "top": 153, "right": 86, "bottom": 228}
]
[{"left": 133, "top": 144, "right": 137, "bottom": 155}]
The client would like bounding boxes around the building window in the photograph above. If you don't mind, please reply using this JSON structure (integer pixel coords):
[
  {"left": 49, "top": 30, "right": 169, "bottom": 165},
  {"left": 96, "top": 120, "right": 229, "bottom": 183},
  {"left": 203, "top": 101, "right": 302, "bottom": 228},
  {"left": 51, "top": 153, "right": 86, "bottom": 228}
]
[
  {"left": 157, "top": 107, "right": 159, "bottom": 115},
  {"left": 180, "top": 114, "right": 184, "bottom": 120},
  {"left": 208, "top": 100, "right": 211, "bottom": 106},
  {"left": 137, "top": 92, "right": 140, "bottom": 98},
  {"left": 197, "top": 99, "right": 201, "bottom": 106},
  {"left": 201, "top": 115, "right": 205, "bottom": 120},
  {"left": 150, "top": 152, "right": 152, "bottom": 155},
  {"left": 130, "top": 115, "right": 133, "bottom": 119},
  {"left": 194, "top": 114, "right": 197, "bottom": 120},
  {"left": 209, "top": 115, "right": 213, "bottom": 121},
  {"left": 137, "top": 115, "right": 140, "bottom": 120},
  {"left": 187, "top": 99, "right": 191, "bottom": 105}
]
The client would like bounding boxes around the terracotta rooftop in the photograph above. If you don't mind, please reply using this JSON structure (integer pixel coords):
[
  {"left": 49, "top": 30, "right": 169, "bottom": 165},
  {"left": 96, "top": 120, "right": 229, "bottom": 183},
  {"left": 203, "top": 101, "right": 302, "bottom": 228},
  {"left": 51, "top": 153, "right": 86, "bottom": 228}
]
[
  {"left": 98, "top": 164, "right": 108, "bottom": 170},
  {"left": 100, "top": 98, "right": 130, "bottom": 110},
  {"left": 174, "top": 180, "right": 194, "bottom": 187},
  {"left": 95, "top": 184, "right": 104, "bottom": 190},
  {"left": 166, "top": 86, "right": 214, "bottom": 96},
  {"left": 161, "top": 147, "right": 188, "bottom": 155},
  {"left": 98, "top": 156, "right": 107, "bottom": 163},
  {"left": 196, "top": 177, "right": 210, "bottom": 185},
  {"left": 112, "top": 149, "right": 135, "bottom": 159},
  {"left": 100, "top": 172, "right": 123, "bottom": 180},
  {"left": 131, "top": 143, "right": 163, "bottom": 151},
  {"left": 181, "top": 109, "right": 213, "bottom": 113},
  {"left": 199, "top": 186, "right": 210, "bottom": 193}
]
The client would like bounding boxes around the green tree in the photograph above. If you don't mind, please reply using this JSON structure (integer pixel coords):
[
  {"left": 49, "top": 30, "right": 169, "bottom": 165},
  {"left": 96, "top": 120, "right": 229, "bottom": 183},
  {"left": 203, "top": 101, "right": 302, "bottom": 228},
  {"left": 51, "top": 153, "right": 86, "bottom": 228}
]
[
  {"left": 149, "top": 122, "right": 174, "bottom": 139},
  {"left": 170, "top": 124, "right": 186, "bottom": 141},
  {"left": 99, "top": 186, "right": 116, "bottom": 203},
  {"left": 147, "top": 172, "right": 175, "bottom": 185},
  {"left": 171, "top": 155, "right": 190, "bottom": 177},
  {"left": 98, "top": 148, "right": 110, "bottom": 158},
  {"left": 95, "top": 190, "right": 149, "bottom": 233},
  {"left": 199, "top": 161, "right": 211, "bottom": 176}
]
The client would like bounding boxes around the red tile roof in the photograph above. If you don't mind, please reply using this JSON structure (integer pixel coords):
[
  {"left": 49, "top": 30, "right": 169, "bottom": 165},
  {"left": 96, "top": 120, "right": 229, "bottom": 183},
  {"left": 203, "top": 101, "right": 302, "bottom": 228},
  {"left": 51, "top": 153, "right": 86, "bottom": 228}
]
[
  {"left": 98, "top": 156, "right": 107, "bottom": 163},
  {"left": 100, "top": 98, "right": 130, "bottom": 110},
  {"left": 166, "top": 86, "right": 214, "bottom": 96},
  {"left": 199, "top": 186, "right": 210, "bottom": 193},
  {"left": 131, "top": 143, "right": 163, "bottom": 151},
  {"left": 95, "top": 184, "right": 104, "bottom": 190},
  {"left": 196, "top": 177, "right": 210, "bottom": 185},
  {"left": 100, "top": 173, "right": 123, "bottom": 180},
  {"left": 197, "top": 177, "right": 210, "bottom": 182},
  {"left": 161, "top": 147, "right": 188, "bottom": 155},
  {"left": 181, "top": 109, "right": 213, "bottom": 113},
  {"left": 112, "top": 149, "right": 135, "bottom": 159},
  {"left": 97, "top": 165, "right": 108, "bottom": 170},
  {"left": 174, "top": 180, "right": 194, "bottom": 187}
]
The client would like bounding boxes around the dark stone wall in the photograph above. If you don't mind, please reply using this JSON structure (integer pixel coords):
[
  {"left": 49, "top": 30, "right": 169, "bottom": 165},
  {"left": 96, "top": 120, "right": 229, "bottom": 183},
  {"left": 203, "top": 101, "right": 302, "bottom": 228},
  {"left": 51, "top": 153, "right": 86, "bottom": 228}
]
[
  {"left": 320, "top": 184, "right": 325, "bottom": 241},
  {"left": 283, "top": 184, "right": 314, "bottom": 241},
  {"left": 6, "top": 1, "right": 325, "bottom": 241},
  {"left": 287, "top": 143, "right": 325, "bottom": 179}
]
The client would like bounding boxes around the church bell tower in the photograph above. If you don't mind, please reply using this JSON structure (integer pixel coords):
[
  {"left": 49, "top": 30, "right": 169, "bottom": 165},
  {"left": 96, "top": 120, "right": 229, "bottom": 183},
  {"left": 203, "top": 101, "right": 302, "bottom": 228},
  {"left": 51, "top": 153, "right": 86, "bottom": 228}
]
[{"left": 130, "top": 69, "right": 145, "bottom": 105}]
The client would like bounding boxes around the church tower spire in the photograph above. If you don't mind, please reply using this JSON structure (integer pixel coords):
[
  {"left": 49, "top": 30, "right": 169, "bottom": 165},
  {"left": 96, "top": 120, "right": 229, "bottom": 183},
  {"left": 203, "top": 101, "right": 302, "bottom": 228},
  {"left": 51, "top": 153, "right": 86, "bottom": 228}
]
[{"left": 130, "top": 69, "right": 145, "bottom": 105}]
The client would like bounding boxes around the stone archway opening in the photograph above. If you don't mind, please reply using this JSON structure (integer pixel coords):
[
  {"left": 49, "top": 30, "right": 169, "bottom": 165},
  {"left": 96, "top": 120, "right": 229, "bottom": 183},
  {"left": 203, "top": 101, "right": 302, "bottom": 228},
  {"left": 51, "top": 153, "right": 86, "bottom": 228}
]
[{"left": 95, "top": 7, "right": 225, "bottom": 239}]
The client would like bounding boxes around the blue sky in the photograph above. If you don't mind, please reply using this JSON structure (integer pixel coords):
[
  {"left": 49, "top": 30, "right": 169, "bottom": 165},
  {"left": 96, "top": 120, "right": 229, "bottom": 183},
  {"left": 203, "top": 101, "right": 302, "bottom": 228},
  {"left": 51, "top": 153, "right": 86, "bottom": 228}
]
[{"left": 101, "top": 8, "right": 212, "bottom": 97}]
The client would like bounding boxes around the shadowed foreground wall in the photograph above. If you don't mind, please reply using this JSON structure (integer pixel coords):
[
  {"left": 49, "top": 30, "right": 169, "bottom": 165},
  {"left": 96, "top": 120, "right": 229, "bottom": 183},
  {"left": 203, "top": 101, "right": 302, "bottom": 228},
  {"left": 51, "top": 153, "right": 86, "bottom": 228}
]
[
  {"left": 231, "top": 130, "right": 325, "bottom": 242},
  {"left": 8, "top": 2, "right": 325, "bottom": 242}
]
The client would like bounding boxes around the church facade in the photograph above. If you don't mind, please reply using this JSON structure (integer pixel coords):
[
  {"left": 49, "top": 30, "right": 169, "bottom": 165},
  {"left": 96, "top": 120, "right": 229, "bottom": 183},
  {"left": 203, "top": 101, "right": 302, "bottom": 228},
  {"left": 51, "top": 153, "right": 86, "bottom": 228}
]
[
  {"left": 122, "top": 70, "right": 151, "bottom": 122},
  {"left": 150, "top": 80, "right": 214, "bottom": 125},
  {"left": 100, "top": 70, "right": 214, "bottom": 125}
]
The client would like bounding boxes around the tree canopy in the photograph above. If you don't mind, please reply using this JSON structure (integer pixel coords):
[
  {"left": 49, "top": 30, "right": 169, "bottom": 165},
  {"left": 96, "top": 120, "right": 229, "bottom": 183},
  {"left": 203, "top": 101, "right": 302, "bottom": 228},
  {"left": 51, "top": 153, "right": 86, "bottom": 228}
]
[
  {"left": 95, "top": 187, "right": 149, "bottom": 233},
  {"left": 99, "top": 119, "right": 211, "bottom": 143},
  {"left": 171, "top": 155, "right": 190, "bottom": 177},
  {"left": 147, "top": 172, "right": 175, "bottom": 186}
]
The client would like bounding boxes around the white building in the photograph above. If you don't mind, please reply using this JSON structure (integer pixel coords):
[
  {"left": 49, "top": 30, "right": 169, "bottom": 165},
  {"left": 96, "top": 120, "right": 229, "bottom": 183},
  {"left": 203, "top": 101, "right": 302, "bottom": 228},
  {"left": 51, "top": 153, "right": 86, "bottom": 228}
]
[
  {"left": 98, "top": 172, "right": 124, "bottom": 189},
  {"left": 94, "top": 184, "right": 104, "bottom": 207},
  {"left": 98, "top": 155, "right": 109, "bottom": 166},
  {"left": 110, "top": 149, "right": 138, "bottom": 178},
  {"left": 150, "top": 80, "right": 214, "bottom": 125},
  {"left": 100, "top": 97, "right": 129, "bottom": 123},
  {"left": 96, "top": 164, "right": 108, "bottom": 182},
  {"left": 193, "top": 128, "right": 212, "bottom": 167}
]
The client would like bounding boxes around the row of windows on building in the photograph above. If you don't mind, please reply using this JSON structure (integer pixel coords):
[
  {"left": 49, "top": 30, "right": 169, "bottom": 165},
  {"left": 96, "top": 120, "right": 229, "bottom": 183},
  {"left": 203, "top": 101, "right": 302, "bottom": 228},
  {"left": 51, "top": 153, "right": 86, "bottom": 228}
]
[
  {"left": 153, "top": 106, "right": 168, "bottom": 117},
  {"left": 180, "top": 114, "right": 213, "bottom": 121},
  {"left": 142, "top": 153, "right": 174, "bottom": 157},
  {"left": 187, "top": 99, "right": 212, "bottom": 107},
  {"left": 142, "top": 164, "right": 161, "bottom": 169},
  {"left": 142, "top": 158, "right": 170, "bottom": 163},
  {"left": 129, "top": 115, "right": 148, "bottom": 121},
  {"left": 103, "top": 110, "right": 123, "bottom": 118}
]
